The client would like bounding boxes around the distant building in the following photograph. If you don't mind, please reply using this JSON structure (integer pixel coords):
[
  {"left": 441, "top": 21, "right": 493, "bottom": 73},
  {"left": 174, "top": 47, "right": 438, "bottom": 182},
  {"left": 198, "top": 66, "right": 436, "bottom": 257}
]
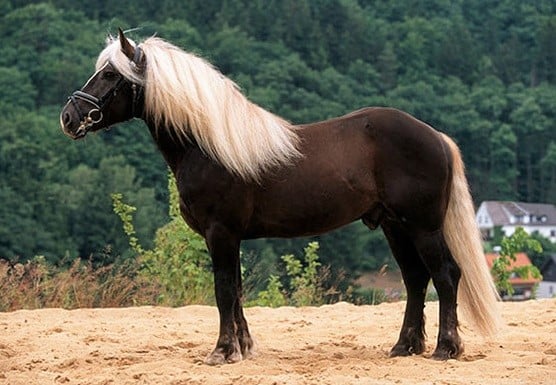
[
  {"left": 485, "top": 252, "right": 541, "bottom": 300},
  {"left": 537, "top": 254, "right": 556, "bottom": 299},
  {"left": 476, "top": 201, "right": 556, "bottom": 242}
]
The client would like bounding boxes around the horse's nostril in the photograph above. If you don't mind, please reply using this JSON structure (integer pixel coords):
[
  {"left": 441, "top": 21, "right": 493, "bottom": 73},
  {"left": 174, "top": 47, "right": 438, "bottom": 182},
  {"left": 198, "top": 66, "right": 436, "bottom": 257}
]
[{"left": 63, "top": 112, "right": 71, "bottom": 126}]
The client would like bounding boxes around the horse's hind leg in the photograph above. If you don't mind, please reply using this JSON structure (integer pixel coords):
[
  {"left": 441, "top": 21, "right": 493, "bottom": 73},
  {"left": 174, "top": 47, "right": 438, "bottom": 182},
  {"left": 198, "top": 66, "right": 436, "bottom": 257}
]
[
  {"left": 412, "top": 230, "right": 462, "bottom": 360},
  {"left": 381, "top": 220, "right": 429, "bottom": 356}
]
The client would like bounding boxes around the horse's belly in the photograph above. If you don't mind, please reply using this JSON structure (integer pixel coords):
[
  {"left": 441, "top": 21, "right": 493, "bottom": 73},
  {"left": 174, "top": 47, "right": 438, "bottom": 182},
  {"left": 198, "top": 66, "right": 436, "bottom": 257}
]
[{"left": 246, "top": 185, "right": 376, "bottom": 238}]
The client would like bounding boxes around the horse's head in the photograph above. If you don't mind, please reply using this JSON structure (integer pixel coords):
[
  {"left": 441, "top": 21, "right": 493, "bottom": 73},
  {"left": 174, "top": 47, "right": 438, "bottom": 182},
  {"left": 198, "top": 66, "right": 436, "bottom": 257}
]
[{"left": 60, "top": 29, "right": 144, "bottom": 139}]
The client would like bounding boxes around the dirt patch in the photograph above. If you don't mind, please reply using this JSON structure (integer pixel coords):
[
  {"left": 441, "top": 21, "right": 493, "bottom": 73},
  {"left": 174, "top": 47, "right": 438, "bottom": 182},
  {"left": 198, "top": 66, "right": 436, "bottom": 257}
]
[{"left": 1, "top": 300, "right": 555, "bottom": 384}]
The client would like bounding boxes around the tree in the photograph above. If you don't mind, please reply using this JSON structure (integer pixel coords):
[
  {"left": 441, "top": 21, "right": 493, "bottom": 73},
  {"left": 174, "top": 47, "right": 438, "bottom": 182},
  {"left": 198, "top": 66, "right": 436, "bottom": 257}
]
[
  {"left": 376, "top": 42, "right": 399, "bottom": 92},
  {"left": 510, "top": 96, "right": 551, "bottom": 201},
  {"left": 491, "top": 227, "right": 542, "bottom": 297},
  {"left": 1, "top": 0, "right": 556, "bottom": 279},
  {"left": 65, "top": 156, "right": 163, "bottom": 265},
  {"left": 0, "top": 109, "right": 78, "bottom": 261},
  {"left": 487, "top": 124, "right": 518, "bottom": 200},
  {"left": 434, "top": 19, "right": 479, "bottom": 84},
  {"left": 0, "top": 3, "right": 104, "bottom": 105},
  {"left": 540, "top": 142, "right": 556, "bottom": 204},
  {"left": 534, "top": 15, "right": 556, "bottom": 85},
  {"left": 0, "top": 67, "right": 36, "bottom": 109}
]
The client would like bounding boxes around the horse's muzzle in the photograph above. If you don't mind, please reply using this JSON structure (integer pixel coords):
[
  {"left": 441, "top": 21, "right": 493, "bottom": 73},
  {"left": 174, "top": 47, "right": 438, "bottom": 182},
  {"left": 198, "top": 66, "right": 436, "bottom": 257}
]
[{"left": 60, "top": 103, "right": 86, "bottom": 139}]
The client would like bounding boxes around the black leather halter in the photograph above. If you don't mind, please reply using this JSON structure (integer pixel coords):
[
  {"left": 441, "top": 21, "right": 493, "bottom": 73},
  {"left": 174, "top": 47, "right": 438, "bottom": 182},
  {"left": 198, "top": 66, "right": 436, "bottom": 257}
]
[
  {"left": 68, "top": 76, "right": 125, "bottom": 135},
  {"left": 68, "top": 47, "right": 144, "bottom": 136}
]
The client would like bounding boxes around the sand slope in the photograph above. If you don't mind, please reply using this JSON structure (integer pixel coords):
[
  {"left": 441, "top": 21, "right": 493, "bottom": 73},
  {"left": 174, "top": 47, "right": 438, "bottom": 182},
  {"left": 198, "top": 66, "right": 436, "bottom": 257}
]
[{"left": 1, "top": 299, "right": 555, "bottom": 385}]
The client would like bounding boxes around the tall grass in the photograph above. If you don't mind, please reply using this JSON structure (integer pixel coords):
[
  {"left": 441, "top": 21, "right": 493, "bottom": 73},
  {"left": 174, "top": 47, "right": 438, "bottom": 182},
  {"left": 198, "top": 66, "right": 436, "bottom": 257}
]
[{"left": 0, "top": 256, "right": 159, "bottom": 311}]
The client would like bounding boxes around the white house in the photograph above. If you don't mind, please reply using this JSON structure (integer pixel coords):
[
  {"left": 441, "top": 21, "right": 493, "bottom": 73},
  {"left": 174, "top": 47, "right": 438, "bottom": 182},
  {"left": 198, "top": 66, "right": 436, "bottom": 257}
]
[
  {"left": 537, "top": 255, "right": 556, "bottom": 299},
  {"left": 476, "top": 201, "right": 556, "bottom": 242}
]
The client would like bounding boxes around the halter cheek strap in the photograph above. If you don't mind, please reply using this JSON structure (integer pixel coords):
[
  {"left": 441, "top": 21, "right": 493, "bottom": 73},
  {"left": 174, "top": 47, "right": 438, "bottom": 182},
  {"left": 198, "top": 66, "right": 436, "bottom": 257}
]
[{"left": 130, "top": 83, "right": 144, "bottom": 118}]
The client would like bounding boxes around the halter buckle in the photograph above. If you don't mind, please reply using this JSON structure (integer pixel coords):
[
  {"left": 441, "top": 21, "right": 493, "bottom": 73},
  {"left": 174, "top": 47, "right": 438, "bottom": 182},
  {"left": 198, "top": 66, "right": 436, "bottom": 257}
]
[
  {"left": 76, "top": 108, "right": 104, "bottom": 136},
  {"left": 87, "top": 108, "right": 103, "bottom": 124}
]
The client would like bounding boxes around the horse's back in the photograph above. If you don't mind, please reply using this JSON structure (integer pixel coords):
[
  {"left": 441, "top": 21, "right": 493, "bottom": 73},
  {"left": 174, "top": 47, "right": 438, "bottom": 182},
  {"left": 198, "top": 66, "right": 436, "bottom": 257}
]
[{"left": 319, "top": 106, "right": 451, "bottom": 185}]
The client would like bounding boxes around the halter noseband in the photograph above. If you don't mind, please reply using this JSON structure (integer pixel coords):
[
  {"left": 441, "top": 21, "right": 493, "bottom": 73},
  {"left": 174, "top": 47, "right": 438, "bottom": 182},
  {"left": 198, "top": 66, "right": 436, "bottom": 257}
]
[
  {"left": 69, "top": 76, "right": 125, "bottom": 136},
  {"left": 68, "top": 46, "right": 144, "bottom": 137}
]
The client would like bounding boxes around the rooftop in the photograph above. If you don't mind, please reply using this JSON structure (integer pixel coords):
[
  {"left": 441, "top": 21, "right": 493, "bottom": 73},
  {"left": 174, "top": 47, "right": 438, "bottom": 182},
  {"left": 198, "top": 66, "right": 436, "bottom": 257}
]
[
  {"left": 485, "top": 252, "right": 541, "bottom": 285},
  {"left": 480, "top": 201, "right": 556, "bottom": 226}
]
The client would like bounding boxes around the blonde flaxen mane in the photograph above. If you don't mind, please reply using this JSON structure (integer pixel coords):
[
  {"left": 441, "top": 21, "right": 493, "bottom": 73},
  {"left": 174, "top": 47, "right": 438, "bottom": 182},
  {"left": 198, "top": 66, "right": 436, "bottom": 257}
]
[{"left": 96, "top": 36, "right": 301, "bottom": 181}]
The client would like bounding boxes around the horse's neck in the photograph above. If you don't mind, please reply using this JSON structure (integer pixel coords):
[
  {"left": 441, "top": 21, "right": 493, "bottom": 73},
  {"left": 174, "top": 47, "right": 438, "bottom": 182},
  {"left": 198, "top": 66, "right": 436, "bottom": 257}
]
[{"left": 146, "top": 121, "right": 194, "bottom": 173}]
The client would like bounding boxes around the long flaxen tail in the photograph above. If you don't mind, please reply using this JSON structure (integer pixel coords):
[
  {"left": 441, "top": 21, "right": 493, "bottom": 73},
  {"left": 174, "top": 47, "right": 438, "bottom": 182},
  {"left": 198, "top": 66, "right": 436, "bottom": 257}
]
[{"left": 441, "top": 133, "right": 501, "bottom": 337}]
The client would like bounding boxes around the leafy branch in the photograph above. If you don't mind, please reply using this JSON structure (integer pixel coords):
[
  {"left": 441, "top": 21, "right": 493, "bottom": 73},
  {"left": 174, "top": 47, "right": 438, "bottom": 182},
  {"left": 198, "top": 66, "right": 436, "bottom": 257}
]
[{"left": 491, "top": 227, "right": 543, "bottom": 297}]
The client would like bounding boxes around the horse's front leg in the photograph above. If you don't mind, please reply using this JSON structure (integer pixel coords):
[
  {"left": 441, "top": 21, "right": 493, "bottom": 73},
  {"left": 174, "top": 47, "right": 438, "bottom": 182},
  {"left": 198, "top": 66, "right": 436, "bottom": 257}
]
[
  {"left": 234, "top": 258, "right": 254, "bottom": 358},
  {"left": 204, "top": 223, "right": 253, "bottom": 365}
]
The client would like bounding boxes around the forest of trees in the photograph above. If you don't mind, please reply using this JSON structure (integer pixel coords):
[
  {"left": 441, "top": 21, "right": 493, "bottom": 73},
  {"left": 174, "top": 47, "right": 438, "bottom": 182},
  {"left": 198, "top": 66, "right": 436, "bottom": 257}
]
[{"left": 1, "top": 0, "right": 555, "bottom": 276}]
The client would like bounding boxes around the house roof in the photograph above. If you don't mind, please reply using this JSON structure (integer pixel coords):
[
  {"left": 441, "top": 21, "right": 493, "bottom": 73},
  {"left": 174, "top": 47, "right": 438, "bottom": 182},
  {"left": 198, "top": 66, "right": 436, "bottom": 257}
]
[
  {"left": 485, "top": 252, "right": 541, "bottom": 285},
  {"left": 480, "top": 201, "right": 556, "bottom": 226}
]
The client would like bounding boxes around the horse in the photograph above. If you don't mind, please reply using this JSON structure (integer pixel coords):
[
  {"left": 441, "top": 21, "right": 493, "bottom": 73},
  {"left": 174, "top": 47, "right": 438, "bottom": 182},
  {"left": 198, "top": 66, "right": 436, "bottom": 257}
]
[{"left": 60, "top": 29, "right": 500, "bottom": 365}]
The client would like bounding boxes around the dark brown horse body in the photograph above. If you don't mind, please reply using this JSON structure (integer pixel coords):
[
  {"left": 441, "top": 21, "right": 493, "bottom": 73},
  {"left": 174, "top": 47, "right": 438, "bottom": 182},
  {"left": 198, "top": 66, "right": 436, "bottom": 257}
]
[
  {"left": 172, "top": 107, "right": 450, "bottom": 238},
  {"left": 60, "top": 31, "right": 499, "bottom": 365}
]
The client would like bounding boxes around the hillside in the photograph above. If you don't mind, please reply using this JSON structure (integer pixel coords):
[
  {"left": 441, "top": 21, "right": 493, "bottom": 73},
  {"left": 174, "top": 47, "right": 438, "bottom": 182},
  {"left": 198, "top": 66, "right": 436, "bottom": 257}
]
[{"left": 1, "top": 1, "right": 555, "bottom": 273}]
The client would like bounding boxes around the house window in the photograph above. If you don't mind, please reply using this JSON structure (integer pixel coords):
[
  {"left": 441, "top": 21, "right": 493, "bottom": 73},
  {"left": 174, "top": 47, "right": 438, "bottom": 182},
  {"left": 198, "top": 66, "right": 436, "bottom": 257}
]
[{"left": 551, "top": 230, "right": 556, "bottom": 237}]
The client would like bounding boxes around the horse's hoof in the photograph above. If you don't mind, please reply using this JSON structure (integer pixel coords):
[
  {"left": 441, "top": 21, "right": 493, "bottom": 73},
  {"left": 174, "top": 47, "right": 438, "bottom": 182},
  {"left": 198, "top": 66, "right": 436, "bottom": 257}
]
[
  {"left": 390, "top": 339, "right": 425, "bottom": 357},
  {"left": 239, "top": 335, "right": 255, "bottom": 358},
  {"left": 204, "top": 348, "right": 242, "bottom": 365},
  {"left": 431, "top": 343, "right": 463, "bottom": 360},
  {"left": 390, "top": 344, "right": 413, "bottom": 357},
  {"left": 205, "top": 351, "right": 226, "bottom": 366}
]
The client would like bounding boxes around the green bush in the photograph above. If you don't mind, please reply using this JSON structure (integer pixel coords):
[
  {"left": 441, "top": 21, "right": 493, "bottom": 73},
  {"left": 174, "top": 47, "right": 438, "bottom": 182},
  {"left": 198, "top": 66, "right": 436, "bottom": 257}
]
[
  {"left": 491, "top": 227, "right": 543, "bottom": 297},
  {"left": 248, "top": 241, "right": 327, "bottom": 307},
  {"left": 113, "top": 172, "right": 214, "bottom": 306},
  {"left": 282, "top": 241, "right": 323, "bottom": 306},
  {"left": 248, "top": 274, "right": 287, "bottom": 307}
]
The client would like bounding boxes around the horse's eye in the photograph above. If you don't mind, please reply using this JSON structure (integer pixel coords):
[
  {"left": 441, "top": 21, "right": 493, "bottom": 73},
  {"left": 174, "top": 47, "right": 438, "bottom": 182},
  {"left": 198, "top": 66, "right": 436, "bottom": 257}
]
[{"left": 103, "top": 71, "right": 117, "bottom": 80}]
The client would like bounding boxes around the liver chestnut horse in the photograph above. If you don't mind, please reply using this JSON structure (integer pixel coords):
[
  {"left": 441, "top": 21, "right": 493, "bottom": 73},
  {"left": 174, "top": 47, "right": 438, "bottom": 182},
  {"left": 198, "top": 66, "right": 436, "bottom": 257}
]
[{"left": 60, "top": 30, "right": 499, "bottom": 365}]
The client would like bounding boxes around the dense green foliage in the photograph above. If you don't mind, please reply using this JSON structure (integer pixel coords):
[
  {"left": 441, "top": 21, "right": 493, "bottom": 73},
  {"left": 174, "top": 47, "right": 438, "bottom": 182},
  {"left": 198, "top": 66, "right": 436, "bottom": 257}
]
[{"left": 1, "top": 1, "right": 555, "bottom": 277}]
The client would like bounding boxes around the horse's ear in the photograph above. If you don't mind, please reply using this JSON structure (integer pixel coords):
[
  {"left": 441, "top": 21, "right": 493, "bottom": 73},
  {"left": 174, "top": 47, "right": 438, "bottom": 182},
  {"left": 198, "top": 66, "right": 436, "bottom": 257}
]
[{"left": 118, "top": 28, "right": 135, "bottom": 60}]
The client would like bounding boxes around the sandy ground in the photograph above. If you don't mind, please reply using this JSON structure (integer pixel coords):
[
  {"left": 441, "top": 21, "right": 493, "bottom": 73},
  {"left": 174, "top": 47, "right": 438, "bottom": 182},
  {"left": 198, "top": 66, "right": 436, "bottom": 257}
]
[{"left": 0, "top": 299, "right": 555, "bottom": 385}]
